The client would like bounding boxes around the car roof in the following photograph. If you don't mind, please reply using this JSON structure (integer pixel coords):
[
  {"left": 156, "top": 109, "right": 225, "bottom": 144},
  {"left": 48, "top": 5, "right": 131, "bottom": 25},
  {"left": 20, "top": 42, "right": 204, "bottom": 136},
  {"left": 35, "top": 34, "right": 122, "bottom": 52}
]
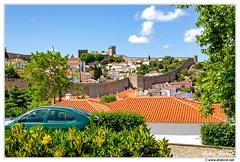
[
  {"left": 35, "top": 106, "right": 91, "bottom": 116},
  {"left": 36, "top": 105, "right": 76, "bottom": 110}
]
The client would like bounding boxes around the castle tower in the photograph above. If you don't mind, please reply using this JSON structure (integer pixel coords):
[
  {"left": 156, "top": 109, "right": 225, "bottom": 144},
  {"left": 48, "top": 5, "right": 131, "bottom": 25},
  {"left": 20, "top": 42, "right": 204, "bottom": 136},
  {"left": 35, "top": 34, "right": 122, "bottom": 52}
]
[
  {"left": 193, "top": 55, "right": 198, "bottom": 62},
  {"left": 108, "top": 45, "right": 116, "bottom": 56}
]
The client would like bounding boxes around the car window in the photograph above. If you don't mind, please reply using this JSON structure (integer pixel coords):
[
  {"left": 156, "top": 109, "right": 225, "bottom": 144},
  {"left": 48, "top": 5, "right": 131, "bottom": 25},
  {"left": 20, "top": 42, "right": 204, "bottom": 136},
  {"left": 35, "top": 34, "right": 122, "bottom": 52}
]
[
  {"left": 47, "top": 110, "right": 75, "bottom": 122},
  {"left": 74, "top": 108, "right": 91, "bottom": 117},
  {"left": 20, "top": 109, "right": 48, "bottom": 123}
]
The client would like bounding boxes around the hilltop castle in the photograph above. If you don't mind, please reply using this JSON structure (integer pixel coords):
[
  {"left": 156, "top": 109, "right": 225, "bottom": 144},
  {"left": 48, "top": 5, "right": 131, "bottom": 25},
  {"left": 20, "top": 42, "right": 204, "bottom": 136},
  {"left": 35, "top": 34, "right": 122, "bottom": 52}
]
[{"left": 6, "top": 45, "right": 198, "bottom": 63}]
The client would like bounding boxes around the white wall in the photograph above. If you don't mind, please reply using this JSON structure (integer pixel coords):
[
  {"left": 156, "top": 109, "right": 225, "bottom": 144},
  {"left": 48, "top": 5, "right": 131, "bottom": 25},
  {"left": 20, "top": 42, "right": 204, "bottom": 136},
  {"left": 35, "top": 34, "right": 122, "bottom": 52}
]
[{"left": 146, "top": 122, "right": 204, "bottom": 135}]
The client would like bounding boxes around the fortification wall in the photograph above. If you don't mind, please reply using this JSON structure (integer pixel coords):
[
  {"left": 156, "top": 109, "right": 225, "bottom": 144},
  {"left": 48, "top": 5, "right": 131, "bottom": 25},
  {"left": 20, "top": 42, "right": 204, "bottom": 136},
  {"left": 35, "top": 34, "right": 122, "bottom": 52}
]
[
  {"left": 79, "top": 78, "right": 129, "bottom": 98},
  {"left": 5, "top": 57, "right": 194, "bottom": 97},
  {"left": 5, "top": 78, "right": 29, "bottom": 89},
  {"left": 137, "top": 57, "right": 195, "bottom": 90}
]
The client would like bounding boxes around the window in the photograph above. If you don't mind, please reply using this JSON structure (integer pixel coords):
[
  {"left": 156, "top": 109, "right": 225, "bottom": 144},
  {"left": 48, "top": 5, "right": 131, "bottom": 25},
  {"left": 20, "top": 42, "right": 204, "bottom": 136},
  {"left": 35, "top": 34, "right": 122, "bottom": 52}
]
[
  {"left": 47, "top": 110, "right": 75, "bottom": 122},
  {"left": 20, "top": 109, "right": 48, "bottom": 122}
]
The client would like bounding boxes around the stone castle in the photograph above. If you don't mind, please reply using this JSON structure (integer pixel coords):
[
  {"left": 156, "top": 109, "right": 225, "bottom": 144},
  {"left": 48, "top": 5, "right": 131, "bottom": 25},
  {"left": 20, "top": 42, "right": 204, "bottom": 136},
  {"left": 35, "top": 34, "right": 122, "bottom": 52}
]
[{"left": 5, "top": 45, "right": 197, "bottom": 97}]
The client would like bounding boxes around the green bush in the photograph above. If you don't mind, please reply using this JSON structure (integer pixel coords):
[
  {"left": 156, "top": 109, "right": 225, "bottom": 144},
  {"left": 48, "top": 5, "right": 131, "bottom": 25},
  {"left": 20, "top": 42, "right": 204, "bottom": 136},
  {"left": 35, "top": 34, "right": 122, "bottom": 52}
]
[
  {"left": 91, "top": 111, "right": 146, "bottom": 132},
  {"left": 5, "top": 124, "right": 172, "bottom": 157},
  {"left": 100, "top": 94, "right": 116, "bottom": 103},
  {"left": 200, "top": 123, "right": 235, "bottom": 147}
]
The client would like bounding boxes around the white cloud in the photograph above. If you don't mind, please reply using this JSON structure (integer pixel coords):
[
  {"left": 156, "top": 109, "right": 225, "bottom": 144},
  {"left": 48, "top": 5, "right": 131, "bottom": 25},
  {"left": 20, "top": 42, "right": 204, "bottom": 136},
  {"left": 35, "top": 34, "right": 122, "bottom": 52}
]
[
  {"left": 128, "top": 21, "right": 153, "bottom": 44},
  {"left": 141, "top": 6, "right": 186, "bottom": 22},
  {"left": 163, "top": 44, "right": 171, "bottom": 49},
  {"left": 134, "top": 12, "right": 140, "bottom": 21},
  {"left": 141, "top": 21, "right": 154, "bottom": 36},
  {"left": 129, "top": 5, "right": 186, "bottom": 43},
  {"left": 128, "top": 35, "right": 150, "bottom": 43},
  {"left": 184, "top": 27, "right": 204, "bottom": 43},
  {"left": 30, "top": 16, "right": 38, "bottom": 21}
]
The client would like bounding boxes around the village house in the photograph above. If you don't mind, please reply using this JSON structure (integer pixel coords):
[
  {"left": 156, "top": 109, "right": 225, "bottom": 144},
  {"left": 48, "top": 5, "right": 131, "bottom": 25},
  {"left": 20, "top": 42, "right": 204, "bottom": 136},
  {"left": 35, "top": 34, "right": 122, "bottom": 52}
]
[
  {"left": 161, "top": 86, "right": 177, "bottom": 96},
  {"left": 5, "top": 58, "right": 28, "bottom": 67},
  {"left": 170, "top": 80, "right": 192, "bottom": 88},
  {"left": 80, "top": 72, "right": 93, "bottom": 82},
  {"left": 152, "top": 82, "right": 171, "bottom": 90}
]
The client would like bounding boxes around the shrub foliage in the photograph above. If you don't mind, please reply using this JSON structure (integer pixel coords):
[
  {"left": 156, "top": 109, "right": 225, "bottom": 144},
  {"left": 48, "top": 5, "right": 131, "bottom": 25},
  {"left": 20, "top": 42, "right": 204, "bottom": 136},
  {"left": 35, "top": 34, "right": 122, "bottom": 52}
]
[
  {"left": 5, "top": 124, "right": 172, "bottom": 157},
  {"left": 200, "top": 123, "right": 235, "bottom": 147},
  {"left": 91, "top": 111, "right": 146, "bottom": 132},
  {"left": 100, "top": 94, "right": 116, "bottom": 103}
]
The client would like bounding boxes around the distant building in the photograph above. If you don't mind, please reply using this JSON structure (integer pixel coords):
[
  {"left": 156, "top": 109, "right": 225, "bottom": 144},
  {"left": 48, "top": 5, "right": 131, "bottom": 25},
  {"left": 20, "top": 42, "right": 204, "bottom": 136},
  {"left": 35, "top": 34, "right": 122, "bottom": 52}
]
[
  {"left": 161, "top": 87, "right": 177, "bottom": 96},
  {"left": 170, "top": 81, "right": 192, "bottom": 88},
  {"left": 78, "top": 49, "right": 88, "bottom": 58}
]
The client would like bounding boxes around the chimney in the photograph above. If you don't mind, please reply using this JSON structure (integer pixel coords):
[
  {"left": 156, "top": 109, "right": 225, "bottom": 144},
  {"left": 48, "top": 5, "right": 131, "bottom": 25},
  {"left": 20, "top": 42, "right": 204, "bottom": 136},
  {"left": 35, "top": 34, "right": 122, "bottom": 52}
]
[{"left": 65, "top": 94, "right": 72, "bottom": 100}]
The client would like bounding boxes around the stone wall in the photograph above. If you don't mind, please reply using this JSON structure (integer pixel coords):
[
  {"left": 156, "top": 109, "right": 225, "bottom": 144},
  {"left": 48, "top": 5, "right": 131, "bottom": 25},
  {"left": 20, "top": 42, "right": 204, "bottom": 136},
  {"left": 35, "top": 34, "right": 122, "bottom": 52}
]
[
  {"left": 132, "top": 57, "right": 195, "bottom": 90},
  {"left": 5, "top": 57, "right": 195, "bottom": 97},
  {"left": 80, "top": 78, "right": 129, "bottom": 98},
  {"left": 5, "top": 78, "right": 29, "bottom": 89}
]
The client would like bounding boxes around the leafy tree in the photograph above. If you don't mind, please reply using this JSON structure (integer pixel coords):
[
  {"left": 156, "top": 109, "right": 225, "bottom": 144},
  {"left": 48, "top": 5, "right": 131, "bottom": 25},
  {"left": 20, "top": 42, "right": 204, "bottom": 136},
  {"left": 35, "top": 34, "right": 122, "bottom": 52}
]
[
  {"left": 180, "top": 5, "right": 235, "bottom": 119},
  {"left": 108, "top": 55, "right": 125, "bottom": 63},
  {"left": 162, "top": 56, "right": 174, "bottom": 64},
  {"left": 193, "top": 62, "right": 204, "bottom": 70},
  {"left": 93, "top": 64, "right": 102, "bottom": 80},
  {"left": 180, "top": 68, "right": 189, "bottom": 76},
  {"left": 94, "top": 54, "right": 104, "bottom": 62},
  {"left": 22, "top": 51, "right": 83, "bottom": 106},
  {"left": 172, "top": 59, "right": 179, "bottom": 64},
  {"left": 5, "top": 63, "right": 20, "bottom": 78},
  {"left": 149, "top": 59, "right": 163, "bottom": 71},
  {"left": 176, "top": 73, "right": 185, "bottom": 82},
  {"left": 5, "top": 86, "right": 9, "bottom": 99},
  {"left": 136, "top": 63, "right": 149, "bottom": 75},
  {"left": 115, "top": 56, "right": 125, "bottom": 63},
  {"left": 167, "top": 63, "right": 177, "bottom": 71},
  {"left": 80, "top": 53, "right": 95, "bottom": 63},
  {"left": 148, "top": 55, "right": 151, "bottom": 60},
  {"left": 5, "top": 85, "right": 31, "bottom": 117},
  {"left": 108, "top": 55, "right": 115, "bottom": 63}
]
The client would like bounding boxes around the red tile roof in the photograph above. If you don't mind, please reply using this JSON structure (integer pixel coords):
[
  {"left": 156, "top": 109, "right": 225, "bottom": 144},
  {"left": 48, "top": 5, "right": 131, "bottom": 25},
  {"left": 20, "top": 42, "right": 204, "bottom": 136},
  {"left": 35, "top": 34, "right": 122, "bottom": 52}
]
[
  {"left": 54, "top": 94, "right": 227, "bottom": 123},
  {"left": 117, "top": 90, "right": 146, "bottom": 98},
  {"left": 107, "top": 96, "right": 227, "bottom": 123},
  {"left": 54, "top": 99, "right": 110, "bottom": 112}
]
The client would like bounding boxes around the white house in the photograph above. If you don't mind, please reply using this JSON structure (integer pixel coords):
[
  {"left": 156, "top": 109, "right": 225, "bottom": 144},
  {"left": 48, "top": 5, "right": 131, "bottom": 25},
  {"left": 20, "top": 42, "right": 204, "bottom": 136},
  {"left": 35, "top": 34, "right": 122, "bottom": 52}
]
[
  {"left": 152, "top": 82, "right": 171, "bottom": 90},
  {"left": 161, "top": 87, "right": 177, "bottom": 96}
]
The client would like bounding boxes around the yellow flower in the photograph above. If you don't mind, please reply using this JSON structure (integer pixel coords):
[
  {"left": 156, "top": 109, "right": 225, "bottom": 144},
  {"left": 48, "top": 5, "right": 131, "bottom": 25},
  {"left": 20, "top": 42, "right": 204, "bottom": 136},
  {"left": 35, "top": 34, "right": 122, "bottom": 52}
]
[{"left": 42, "top": 134, "right": 52, "bottom": 145}]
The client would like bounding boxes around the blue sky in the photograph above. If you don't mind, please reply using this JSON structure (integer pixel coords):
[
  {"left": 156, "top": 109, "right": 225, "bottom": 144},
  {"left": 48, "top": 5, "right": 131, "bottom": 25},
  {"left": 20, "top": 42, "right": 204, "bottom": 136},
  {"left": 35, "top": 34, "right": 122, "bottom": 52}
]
[{"left": 4, "top": 4, "right": 210, "bottom": 62}]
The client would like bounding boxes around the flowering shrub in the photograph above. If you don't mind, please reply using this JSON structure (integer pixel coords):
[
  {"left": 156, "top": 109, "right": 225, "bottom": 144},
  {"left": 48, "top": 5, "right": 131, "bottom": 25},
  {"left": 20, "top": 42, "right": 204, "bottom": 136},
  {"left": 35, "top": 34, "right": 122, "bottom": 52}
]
[{"left": 5, "top": 124, "right": 172, "bottom": 157}]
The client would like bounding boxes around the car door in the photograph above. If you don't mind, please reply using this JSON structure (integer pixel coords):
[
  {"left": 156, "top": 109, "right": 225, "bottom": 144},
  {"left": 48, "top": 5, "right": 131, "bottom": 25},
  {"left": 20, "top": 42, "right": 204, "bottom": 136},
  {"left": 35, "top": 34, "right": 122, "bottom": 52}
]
[
  {"left": 43, "top": 110, "right": 77, "bottom": 131},
  {"left": 18, "top": 109, "right": 48, "bottom": 129}
]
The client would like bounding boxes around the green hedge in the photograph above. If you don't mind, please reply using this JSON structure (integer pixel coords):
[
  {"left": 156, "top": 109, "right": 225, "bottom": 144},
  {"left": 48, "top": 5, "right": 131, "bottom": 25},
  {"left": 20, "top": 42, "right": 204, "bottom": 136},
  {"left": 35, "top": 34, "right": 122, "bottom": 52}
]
[
  {"left": 5, "top": 124, "right": 172, "bottom": 157},
  {"left": 91, "top": 111, "right": 146, "bottom": 132},
  {"left": 200, "top": 123, "right": 235, "bottom": 147}
]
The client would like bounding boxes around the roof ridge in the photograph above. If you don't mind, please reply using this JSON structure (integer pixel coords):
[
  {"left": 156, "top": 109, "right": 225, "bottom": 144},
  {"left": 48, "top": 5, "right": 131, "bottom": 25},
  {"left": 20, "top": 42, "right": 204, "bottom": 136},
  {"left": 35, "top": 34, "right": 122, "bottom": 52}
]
[
  {"left": 172, "top": 97, "right": 226, "bottom": 122},
  {"left": 86, "top": 99, "right": 110, "bottom": 112},
  {"left": 85, "top": 99, "right": 99, "bottom": 111}
]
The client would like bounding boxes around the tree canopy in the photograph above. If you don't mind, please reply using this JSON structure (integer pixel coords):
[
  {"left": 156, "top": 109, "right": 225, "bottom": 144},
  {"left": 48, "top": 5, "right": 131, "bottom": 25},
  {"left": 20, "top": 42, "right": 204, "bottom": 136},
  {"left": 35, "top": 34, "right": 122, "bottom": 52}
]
[
  {"left": 180, "top": 5, "right": 235, "bottom": 119},
  {"left": 5, "top": 63, "right": 21, "bottom": 78},
  {"left": 80, "top": 53, "right": 95, "bottom": 63},
  {"left": 22, "top": 51, "right": 83, "bottom": 106}
]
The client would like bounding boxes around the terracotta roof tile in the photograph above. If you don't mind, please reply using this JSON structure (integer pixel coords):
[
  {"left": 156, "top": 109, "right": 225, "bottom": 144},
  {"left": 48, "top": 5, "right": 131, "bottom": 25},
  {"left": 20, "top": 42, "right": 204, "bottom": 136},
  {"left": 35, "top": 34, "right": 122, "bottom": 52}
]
[
  {"left": 107, "top": 96, "right": 227, "bottom": 123},
  {"left": 54, "top": 99, "right": 109, "bottom": 113},
  {"left": 54, "top": 93, "right": 227, "bottom": 123}
]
